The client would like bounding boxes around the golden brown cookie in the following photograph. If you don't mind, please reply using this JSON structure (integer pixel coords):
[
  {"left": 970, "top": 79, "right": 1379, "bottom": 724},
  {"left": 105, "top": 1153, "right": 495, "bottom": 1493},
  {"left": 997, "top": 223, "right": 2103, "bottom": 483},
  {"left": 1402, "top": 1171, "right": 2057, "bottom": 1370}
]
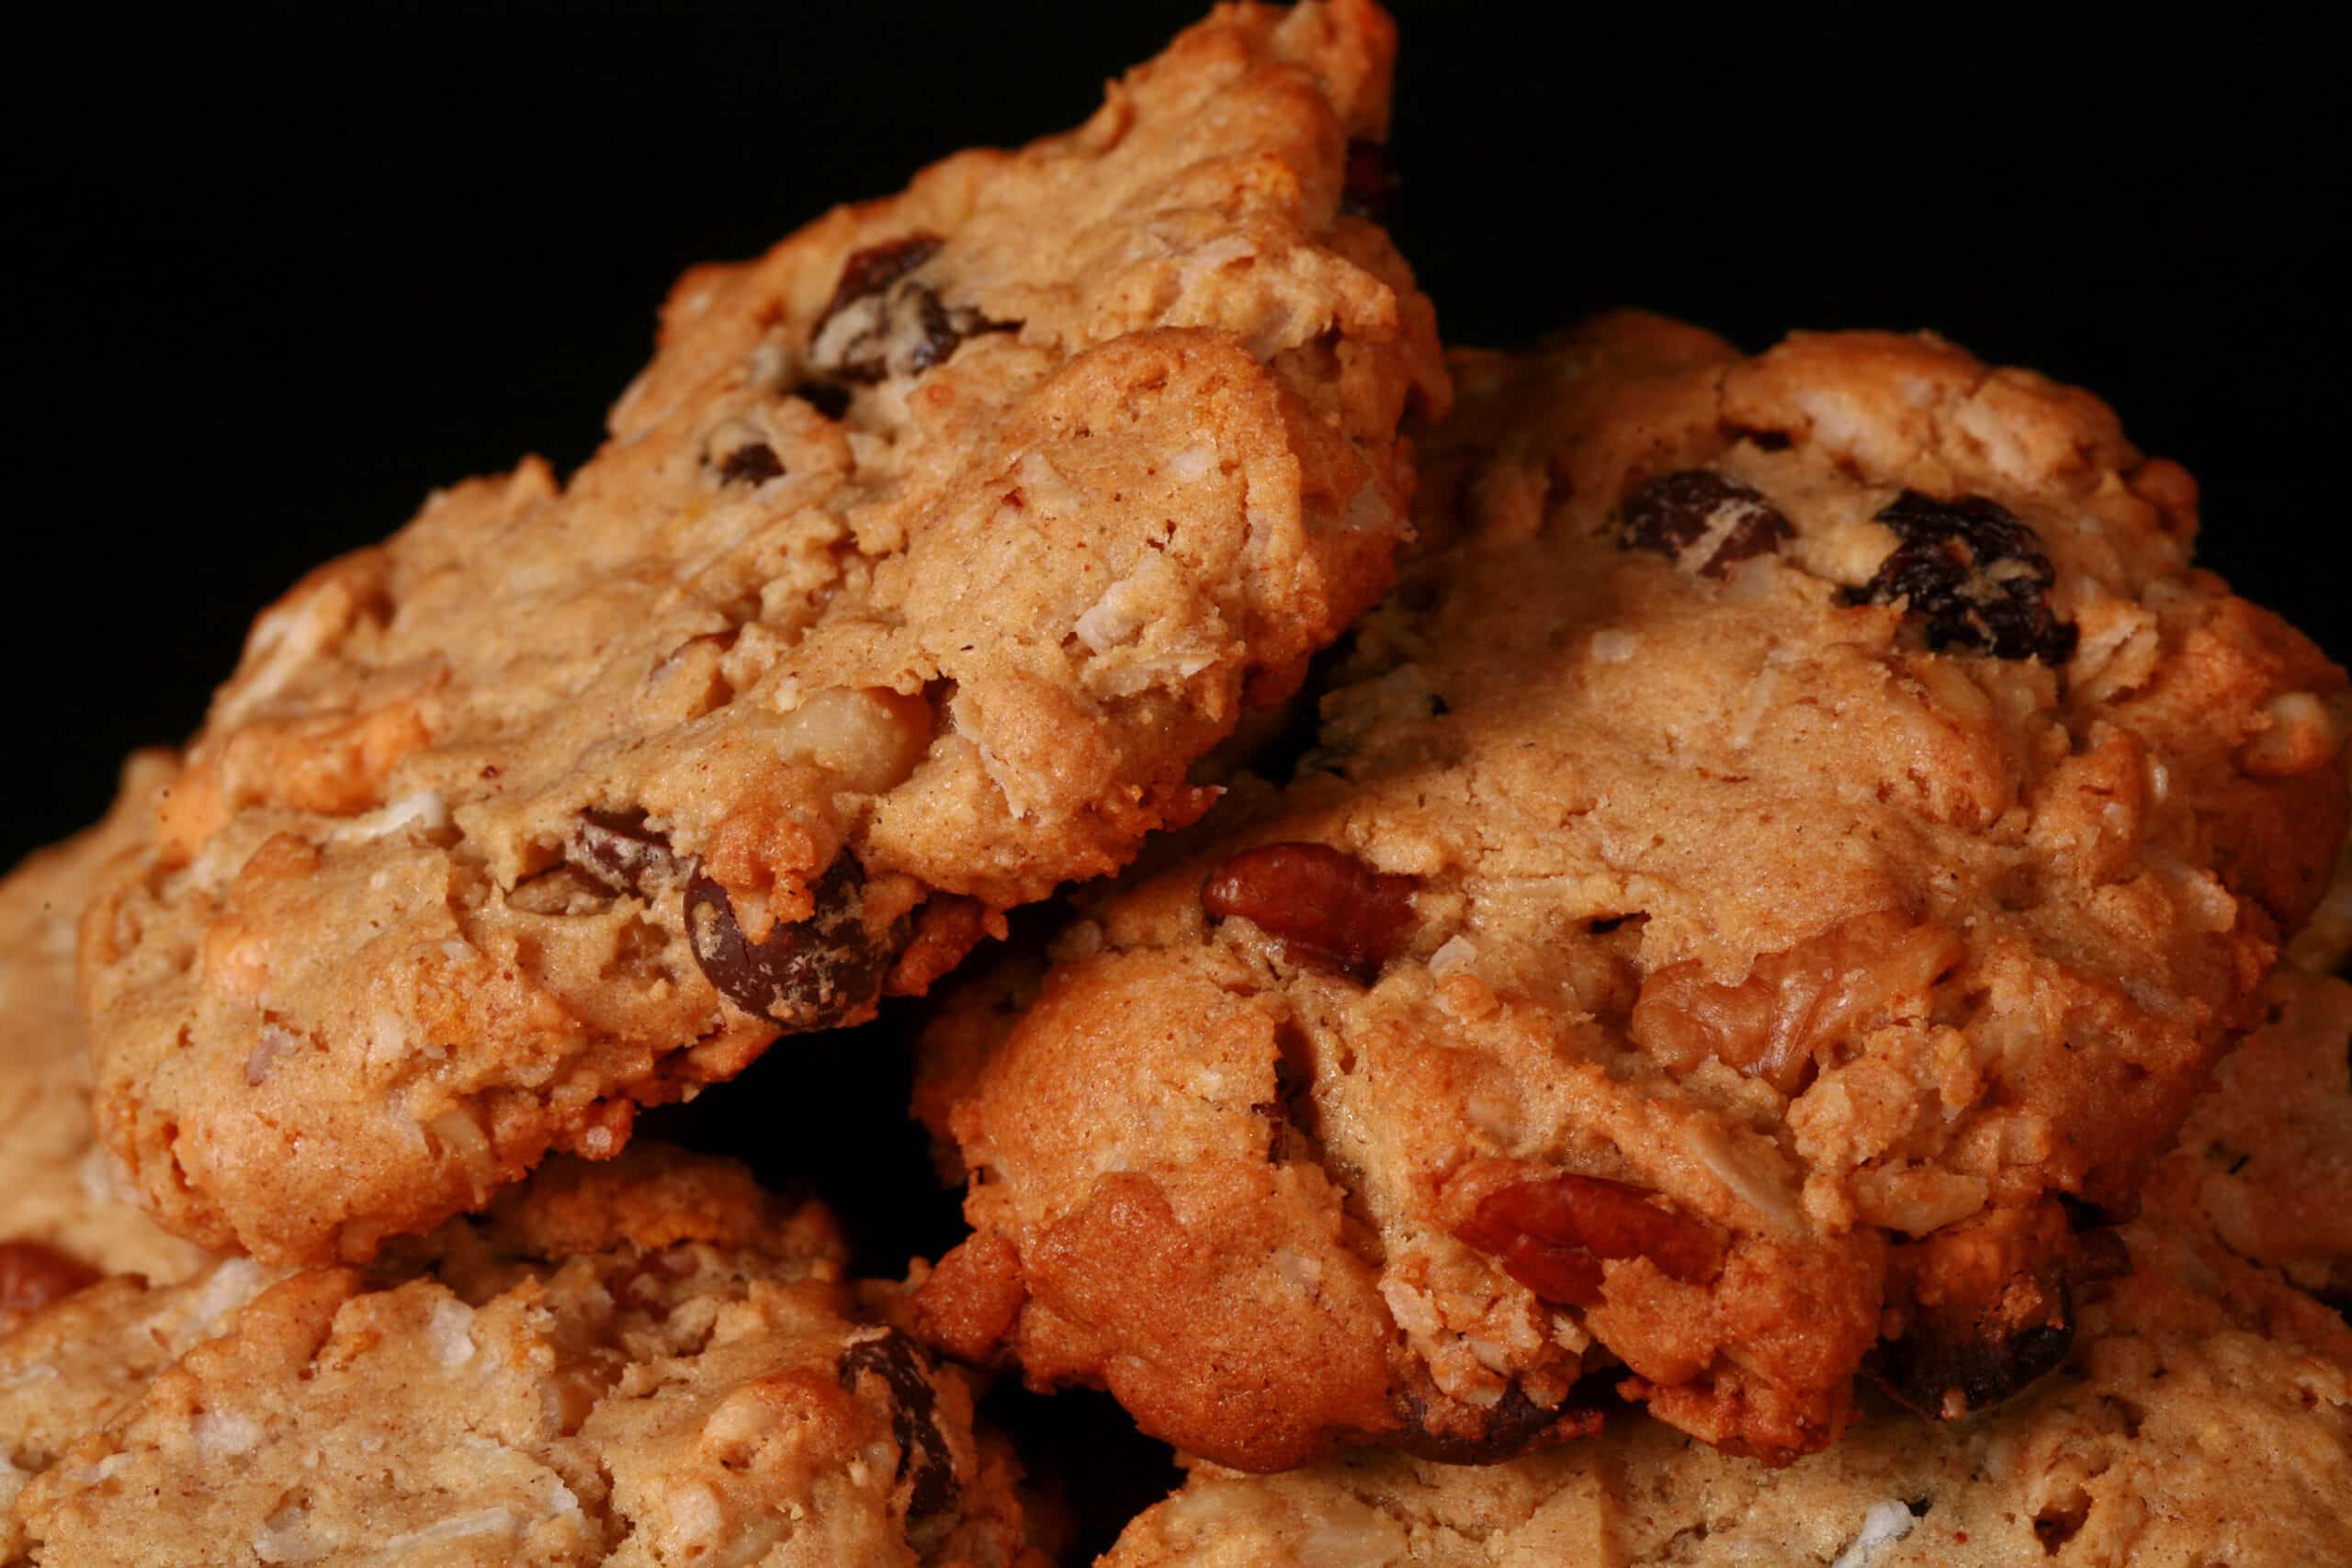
[
  {"left": 5, "top": 1145, "right": 1054, "bottom": 1567},
  {"left": 80, "top": 0, "right": 1448, "bottom": 1266},
  {"left": 1098, "top": 971, "right": 2352, "bottom": 1566},
  {"left": 912, "top": 315, "right": 2349, "bottom": 1471},
  {"left": 0, "top": 754, "right": 211, "bottom": 1293}
]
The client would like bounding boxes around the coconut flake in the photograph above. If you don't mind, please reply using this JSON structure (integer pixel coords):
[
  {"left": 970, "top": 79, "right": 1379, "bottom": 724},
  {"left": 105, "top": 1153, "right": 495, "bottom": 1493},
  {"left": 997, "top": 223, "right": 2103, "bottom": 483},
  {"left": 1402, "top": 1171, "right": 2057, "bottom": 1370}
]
[{"left": 1828, "top": 1500, "right": 1921, "bottom": 1568}]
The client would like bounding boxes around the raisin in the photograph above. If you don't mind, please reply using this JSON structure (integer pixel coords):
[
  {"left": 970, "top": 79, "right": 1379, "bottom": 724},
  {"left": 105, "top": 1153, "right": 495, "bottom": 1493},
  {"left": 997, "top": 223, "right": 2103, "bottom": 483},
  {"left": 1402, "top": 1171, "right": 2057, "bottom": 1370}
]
[
  {"left": 808, "top": 232, "right": 1015, "bottom": 385},
  {"left": 0, "top": 1240, "right": 101, "bottom": 1323},
  {"left": 1844, "top": 490, "right": 2077, "bottom": 663},
  {"left": 1616, "top": 469, "right": 1793, "bottom": 578},
  {"left": 1201, "top": 841, "right": 1419, "bottom": 982},
  {"left": 1340, "top": 139, "right": 1398, "bottom": 222},
  {"left": 1456, "top": 1173, "right": 1725, "bottom": 1307},
  {"left": 686, "top": 855, "right": 905, "bottom": 1031},
  {"left": 821, "top": 235, "right": 944, "bottom": 318},
  {"left": 569, "top": 809, "right": 679, "bottom": 898},
  {"left": 837, "top": 1331, "right": 961, "bottom": 1532},
  {"left": 789, "top": 380, "right": 854, "bottom": 420},
  {"left": 715, "top": 441, "right": 783, "bottom": 485}
]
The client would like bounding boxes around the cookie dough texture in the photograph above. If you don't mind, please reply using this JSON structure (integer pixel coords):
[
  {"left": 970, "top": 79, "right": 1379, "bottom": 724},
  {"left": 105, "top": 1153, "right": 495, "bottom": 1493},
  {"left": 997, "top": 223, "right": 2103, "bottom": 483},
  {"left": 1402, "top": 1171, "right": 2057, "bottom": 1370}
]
[
  {"left": 0, "top": 753, "right": 211, "bottom": 1287},
  {"left": 5, "top": 1146, "right": 1050, "bottom": 1567},
  {"left": 1100, "top": 974, "right": 2352, "bottom": 1568},
  {"left": 914, "top": 315, "right": 2349, "bottom": 1471},
  {"left": 80, "top": 0, "right": 1448, "bottom": 1264}
]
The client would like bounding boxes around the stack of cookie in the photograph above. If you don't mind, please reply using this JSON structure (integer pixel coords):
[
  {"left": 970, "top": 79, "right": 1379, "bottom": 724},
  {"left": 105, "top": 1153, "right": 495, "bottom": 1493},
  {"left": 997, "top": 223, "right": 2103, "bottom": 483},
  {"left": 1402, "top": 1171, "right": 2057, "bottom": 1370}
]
[{"left": 4, "top": 4, "right": 2346, "bottom": 1563}]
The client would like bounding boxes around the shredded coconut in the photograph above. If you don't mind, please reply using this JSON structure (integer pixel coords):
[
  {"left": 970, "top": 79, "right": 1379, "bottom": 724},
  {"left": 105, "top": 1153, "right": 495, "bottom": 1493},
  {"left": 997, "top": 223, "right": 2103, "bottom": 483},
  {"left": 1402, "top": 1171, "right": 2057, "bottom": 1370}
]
[
  {"left": 1828, "top": 1500, "right": 1922, "bottom": 1568},
  {"left": 1589, "top": 628, "right": 1640, "bottom": 663},
  {"left": 382, "top": 1509, "right": 520, "bottom": 1551},
  {"left": 425, "top": 1296, "right": 477, "bottom": 1369}
]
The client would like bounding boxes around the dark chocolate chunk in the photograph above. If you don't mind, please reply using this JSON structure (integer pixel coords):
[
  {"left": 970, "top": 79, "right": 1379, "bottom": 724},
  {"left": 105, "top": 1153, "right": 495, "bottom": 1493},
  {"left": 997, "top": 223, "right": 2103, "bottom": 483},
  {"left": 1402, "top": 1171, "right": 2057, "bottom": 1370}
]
[
  {"left": 1392, "top": 1376, "right": 1589, "bottom": 1464},
  {"left": 568, "top": 810, "right": 679, "bottom": 898},
  {"left": 1872, "top": 1276, "right": 2075, "bottom": 1420},
  {"left": 685, "top": 855, "right": 904, "bottom": 1031},
  {"left": 837, "top": 1331, "right": 961, "bottom": 1529},
  {"left": 1844, "top": 490, "right": 2077, "bottom": 663}
]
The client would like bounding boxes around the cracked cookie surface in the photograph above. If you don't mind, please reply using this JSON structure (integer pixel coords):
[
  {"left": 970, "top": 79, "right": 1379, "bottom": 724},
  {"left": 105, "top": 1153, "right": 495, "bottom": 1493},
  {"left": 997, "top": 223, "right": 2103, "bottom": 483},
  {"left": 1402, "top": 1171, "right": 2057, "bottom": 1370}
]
[
  {"left": 79, "top": 0, "right": 1447, "bottom": 1264},
  {"left": 912, "top": 313, "right": 2349, "bottom": 1471},
  {"left": 1098, "top": 968, "right": 2352, "bottom": 1567},
  {"left": 5, "top": 1145, "right": 1052, "bottom": 1567}
]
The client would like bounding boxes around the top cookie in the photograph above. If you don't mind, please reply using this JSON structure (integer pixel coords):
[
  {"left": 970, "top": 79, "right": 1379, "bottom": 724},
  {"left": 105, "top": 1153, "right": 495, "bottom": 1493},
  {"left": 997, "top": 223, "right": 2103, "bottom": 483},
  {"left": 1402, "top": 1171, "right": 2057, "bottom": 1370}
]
[
  {"left": 79, "top": 0, "right": 1447, "bottom": 1263},
  {"left": 0, "top": 752, "right": 211, "bottom": 1295},
  {"left": 910, "top": 314, "right": 2349, "bottom": 1471}
]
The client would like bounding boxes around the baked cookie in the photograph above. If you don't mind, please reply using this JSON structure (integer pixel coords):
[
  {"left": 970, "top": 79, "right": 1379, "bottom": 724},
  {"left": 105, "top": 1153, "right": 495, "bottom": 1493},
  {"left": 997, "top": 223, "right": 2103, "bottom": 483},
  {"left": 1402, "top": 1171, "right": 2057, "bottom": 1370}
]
[
  {"left": 6, "top": 1145, "right": 1053, "bottom": 1567},
  {"left": 79, "top": 0, "right": 1448, "bottom": 1264},
  {"left": 0, "top": 1258, "right": 281, "bottom": 1557},
  {"left": 1098, "top": 973, "right": 2352, "bottom": 1567},
  {"left": 2146, "top": 968, "right": 2352, "bottom": 1305},
  {"left": 911, "top": 315, "right": 2350, "bottom": 1471},
  {"left": 0, "top": 753, "right": 212, "bottom": 1294}
]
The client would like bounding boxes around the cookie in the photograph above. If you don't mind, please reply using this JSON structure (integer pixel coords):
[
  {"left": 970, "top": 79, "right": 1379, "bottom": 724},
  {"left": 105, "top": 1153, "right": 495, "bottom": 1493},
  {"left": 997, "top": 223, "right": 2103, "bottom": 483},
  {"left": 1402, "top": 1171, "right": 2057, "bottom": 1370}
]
[
  {"left": 910, "top": 314, "right": 2350, "bottom": 1471},
  {"left": 0, "top": 1258, "right": 281, "bottom": 1557},
  {"left": 78, "top": 0, "right": 1448, "bottom": 1265},
  {"left": 0, "top": 752, "right": 212, "bottom": 1293},
  {"left": 2144, "top": 968, "right": 2352, "bottom": 1305},
  {"left": 6, "top": 1145, "right": 1053, "bottom": 1567},
  {"left": 1098, "top": 974, "right": 2352, "bottom": 1567}
]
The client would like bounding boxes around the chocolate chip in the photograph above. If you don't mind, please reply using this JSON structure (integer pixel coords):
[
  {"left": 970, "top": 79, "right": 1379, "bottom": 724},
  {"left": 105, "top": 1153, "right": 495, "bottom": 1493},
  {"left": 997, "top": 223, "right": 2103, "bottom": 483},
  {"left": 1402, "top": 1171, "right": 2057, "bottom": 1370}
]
[
  {"left": 1844, "top": 490, "right": 2077, "bottom": 663},
  {"left": 789, "top": 380, "right": 854, "bottom": 421},
  {"left": 837, "top": 1331, "right": 960, "bottom": 1529},
  {"left": 808, "top": 232, "right": 1015, "bottom": 385},
  {"left": 1340, "top": 139, "right": 1398, "bottom": 222},
  {"left": 715, "top": 441, "right": 784, "bottom": 485},
  {"left": 569, "top": 810, "right": 679, "bottom": 898},
  {"left": 1616, "top": 469, "right": 1794, "bottom": 578},
  {"left": 685, "top": 855, "right": 904, "bottom": 1031},
  {"left": 1201, "top": 841, "right": 1419, "bottom": 983}
]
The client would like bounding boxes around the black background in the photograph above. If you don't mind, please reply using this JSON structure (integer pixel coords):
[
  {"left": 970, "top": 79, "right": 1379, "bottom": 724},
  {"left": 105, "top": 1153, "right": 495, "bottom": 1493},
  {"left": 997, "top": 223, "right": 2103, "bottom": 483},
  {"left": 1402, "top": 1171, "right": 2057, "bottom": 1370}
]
[{"left": 14, "top": 2, "right": 2339, "bottom": 1552}]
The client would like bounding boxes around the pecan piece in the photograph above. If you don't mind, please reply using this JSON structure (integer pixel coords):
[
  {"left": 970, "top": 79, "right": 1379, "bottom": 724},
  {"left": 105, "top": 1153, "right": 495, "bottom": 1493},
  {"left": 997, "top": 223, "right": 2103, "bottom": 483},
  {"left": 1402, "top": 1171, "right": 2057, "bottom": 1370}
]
[
  {"left": 686, "top": 854, "right": 906, "bottom": 1031},
  {"left": 0, "top": 1240, "right": 102, "bottom": 1325},
  {"left": 1201, "top": 841, "right": 1419, "bottom": 982},
  {"left": 837, "top": 1330, "right": 960, "bottom": 1532},
  {"left": 1457, "top": 1173, "right": 1725, "bottom": 1307},
  {"left": 1616, "top": 469, "right": 1793, "bottom": 578},
  {"left": 1630, "top": 912, "right": 1963, "bottom": 1094},
  {"left": 1844, "top": 490, "right": 2077, "bottom": 663}
]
